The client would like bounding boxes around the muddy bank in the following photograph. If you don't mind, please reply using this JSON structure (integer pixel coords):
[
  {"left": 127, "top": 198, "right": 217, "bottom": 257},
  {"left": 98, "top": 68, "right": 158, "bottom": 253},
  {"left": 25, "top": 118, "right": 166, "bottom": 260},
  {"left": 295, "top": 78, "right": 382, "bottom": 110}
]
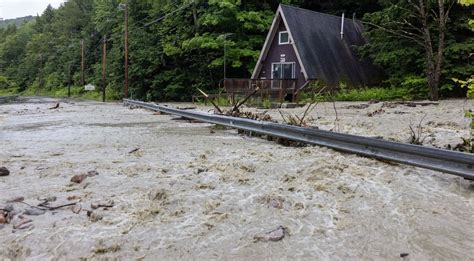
[{"left": 0, "top": 98, "right": 473, "bottom": 259}]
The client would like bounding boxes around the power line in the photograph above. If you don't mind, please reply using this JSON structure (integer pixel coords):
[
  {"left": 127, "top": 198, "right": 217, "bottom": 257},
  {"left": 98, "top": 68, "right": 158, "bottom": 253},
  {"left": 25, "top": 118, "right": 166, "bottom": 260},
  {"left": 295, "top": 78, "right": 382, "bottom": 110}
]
[{"left": 138, "top": 1, "right": 194, "bottom": 30}]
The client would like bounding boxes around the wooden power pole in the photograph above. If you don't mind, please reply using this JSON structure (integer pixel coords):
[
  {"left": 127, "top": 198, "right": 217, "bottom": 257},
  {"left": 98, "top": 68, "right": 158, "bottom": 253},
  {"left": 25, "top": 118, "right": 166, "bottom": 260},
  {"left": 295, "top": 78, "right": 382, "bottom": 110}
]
[
  {"left": 81, "top": 39, "right": 85, "bottom": 86},
  {"left": 124, "top": 0, "right": 129, "bottom": 99},
  {"left": 102, "top": 36, "right": 107, "bottom": 102}
]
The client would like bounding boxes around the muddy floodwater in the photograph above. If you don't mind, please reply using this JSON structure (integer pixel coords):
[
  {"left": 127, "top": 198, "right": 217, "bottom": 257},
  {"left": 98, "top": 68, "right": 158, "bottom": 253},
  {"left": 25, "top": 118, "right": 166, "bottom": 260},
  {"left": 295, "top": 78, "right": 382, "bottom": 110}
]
[{"left": 0, "top": 97, "right": 473, "bottom": 259}]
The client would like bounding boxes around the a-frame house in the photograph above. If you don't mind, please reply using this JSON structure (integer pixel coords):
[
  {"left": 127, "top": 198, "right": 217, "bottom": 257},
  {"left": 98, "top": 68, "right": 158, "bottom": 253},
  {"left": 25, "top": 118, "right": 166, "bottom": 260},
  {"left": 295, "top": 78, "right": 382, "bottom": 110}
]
[{"left": 251, "top": 4, "right": 382, "bottom": 89}]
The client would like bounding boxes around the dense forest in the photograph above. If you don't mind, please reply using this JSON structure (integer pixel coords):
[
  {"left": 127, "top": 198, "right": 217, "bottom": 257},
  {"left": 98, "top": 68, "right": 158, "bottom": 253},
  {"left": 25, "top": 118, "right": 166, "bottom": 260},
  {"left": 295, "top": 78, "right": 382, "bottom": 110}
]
[
  {"left": 0, "top": 16, "right": 36, "bottom": 29},
  {"left": 0, "top": 0, "right": 472, "bottom": 101}
]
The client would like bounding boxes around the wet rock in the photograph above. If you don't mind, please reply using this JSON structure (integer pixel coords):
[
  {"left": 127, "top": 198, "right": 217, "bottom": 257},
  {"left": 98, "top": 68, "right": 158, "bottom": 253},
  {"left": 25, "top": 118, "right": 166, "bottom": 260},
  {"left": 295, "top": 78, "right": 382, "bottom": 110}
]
[
  {"left": 400, "top": 253, "right": 409, "bottom": 258},
  {"left": 254, "top": 226, "right": 288, "bottom": 242},
  {"left": 38, "top": 196, "right": 57, "bottom": 203},
  {"left": 91, "top": 199, "right": 114, "bottom": 210},
  {"left": 148, "top": 189, "right": 168, "bottom": 201},
  {"left": 6, "top": 196, "right": 24, "bottom": 203},
  {"left": 0, "top": 212, "right": 7, "bottom": 224},
  {"left": 3, "top": 204, "right": 14, "bottom": 212},
  {"left": 0, "top": 167, "right": 10, "bottom": 176},
  {"left": 87, "top": 170, "right": 99, "bottom": 176},
  {"left": 70, "top": 174, "right": 87, "bottom": 184},
  {"left": 72, "top": 203, "right": 82, "bottom": 214},
  {"left": 196, "top": 168, "right": 208, "bottom": 174},
  {"left": 88, "top": 211, "right": 103, "bottom": 222},
  {"left": 23, "top": 208, "right": 46, "bottom": 216}
]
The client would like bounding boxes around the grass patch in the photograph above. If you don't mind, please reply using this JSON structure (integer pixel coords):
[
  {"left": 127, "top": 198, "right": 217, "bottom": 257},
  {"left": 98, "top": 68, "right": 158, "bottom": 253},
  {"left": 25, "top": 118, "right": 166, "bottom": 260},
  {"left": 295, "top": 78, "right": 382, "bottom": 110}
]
[
  {"left": 0, "top": 88, "right": 18, "bottom": 96},
  {"left": 332, "top": 87, "right": 412, "bottom": 101},
  {"left": 300, "top": 87, "right": 412, "bottom": 103}
]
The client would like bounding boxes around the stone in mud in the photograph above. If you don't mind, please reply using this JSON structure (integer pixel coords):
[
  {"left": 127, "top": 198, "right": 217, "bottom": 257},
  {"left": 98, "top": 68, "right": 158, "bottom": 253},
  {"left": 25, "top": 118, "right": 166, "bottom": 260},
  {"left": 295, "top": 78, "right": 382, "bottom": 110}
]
[
  {"left": 88, "top": 211, "right": 103, "bottom": 222},
  {"left": 72, "top": 203, "right": 82, "bottom": 214},
  {"left": 3, "top": 204, "right": 14, "bottom": 213},
  {"left": 70, "top": 174, "right": 87, "bottom": 184},
  {"left": 253, "top": 226, "right": 288, "bottom": 242},
  {"left": 24, "top": 208, "right": 46, "bottom": 216},
  {"left": 38, "top": 196, "right": 57, "bottom": 202},
  {"left": 87, "top": 170, "right": 99, "bottom": 176},
  {"left": 0, "top": 167, "right": 10, "bottom": 176},
  {"left": 91, "top": 199, "right": 114, "bottom": 210},
  {"left": 196, "top": 168, "right": 208, "bottom": 174},
  {"left": 0, "top": 212, "right": 7, "bottom": 224}
]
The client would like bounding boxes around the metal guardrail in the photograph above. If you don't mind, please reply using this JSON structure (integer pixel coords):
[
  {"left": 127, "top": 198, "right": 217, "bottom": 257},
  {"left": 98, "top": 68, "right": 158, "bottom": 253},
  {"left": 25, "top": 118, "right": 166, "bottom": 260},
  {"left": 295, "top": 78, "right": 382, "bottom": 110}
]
[{"left": 123, "top": 99, "right": 474, "bottom": 179}]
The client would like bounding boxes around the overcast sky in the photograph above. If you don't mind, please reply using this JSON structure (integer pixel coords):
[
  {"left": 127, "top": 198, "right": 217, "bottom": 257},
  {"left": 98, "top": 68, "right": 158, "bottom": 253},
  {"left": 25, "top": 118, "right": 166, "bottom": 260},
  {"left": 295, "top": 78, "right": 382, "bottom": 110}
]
[{"left": 0, "top": 0, "right": 65, "bottom": 20}]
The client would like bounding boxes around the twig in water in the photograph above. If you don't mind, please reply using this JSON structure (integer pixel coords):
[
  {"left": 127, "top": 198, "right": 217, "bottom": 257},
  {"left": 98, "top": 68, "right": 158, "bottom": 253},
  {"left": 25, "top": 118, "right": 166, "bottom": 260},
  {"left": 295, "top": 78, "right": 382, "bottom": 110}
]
[
  {"left": 408, "top": 114, "right": 428, "bottom": 145},
  {"left": 197, "top": 88, "right": 223, "bottom": 114}
]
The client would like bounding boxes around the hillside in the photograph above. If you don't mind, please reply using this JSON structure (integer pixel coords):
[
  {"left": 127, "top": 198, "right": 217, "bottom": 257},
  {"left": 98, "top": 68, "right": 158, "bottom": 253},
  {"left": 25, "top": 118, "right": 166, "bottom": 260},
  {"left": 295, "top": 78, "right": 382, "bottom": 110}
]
[{"left": 0, "top": 16, "right": 35, "bottom": 29}]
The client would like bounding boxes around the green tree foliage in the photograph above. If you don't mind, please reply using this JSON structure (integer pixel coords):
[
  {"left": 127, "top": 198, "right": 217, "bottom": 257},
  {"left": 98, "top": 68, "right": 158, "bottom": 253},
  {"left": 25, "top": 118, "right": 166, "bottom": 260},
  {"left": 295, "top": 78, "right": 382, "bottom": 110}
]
[
  {"left": 0, "top": 0, "right": 471, "bottom": 101},
  {"left": 360, "top": 0, "right": 473, "bottom": 99}
]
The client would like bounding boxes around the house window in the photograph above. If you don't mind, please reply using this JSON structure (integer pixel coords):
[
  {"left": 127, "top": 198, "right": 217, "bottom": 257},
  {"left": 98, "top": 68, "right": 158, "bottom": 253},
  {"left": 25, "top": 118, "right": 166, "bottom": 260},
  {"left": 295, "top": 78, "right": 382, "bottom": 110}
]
[
  {"left": 272, "top": 63, "right": 295, "bottom": 79},
  {"left": 279, "top": 31, "right": 290, "bottom": 45},
  {"left": 271, "top": 62, "right": 295, "bottom": 88}
]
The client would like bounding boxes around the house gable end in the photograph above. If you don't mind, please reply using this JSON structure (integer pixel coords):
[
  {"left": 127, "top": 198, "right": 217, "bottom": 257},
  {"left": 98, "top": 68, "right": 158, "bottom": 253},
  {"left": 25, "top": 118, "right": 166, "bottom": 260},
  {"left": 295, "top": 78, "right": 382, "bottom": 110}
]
[{"left": 251, "top": 6, "right": 308, "bottom": 86}]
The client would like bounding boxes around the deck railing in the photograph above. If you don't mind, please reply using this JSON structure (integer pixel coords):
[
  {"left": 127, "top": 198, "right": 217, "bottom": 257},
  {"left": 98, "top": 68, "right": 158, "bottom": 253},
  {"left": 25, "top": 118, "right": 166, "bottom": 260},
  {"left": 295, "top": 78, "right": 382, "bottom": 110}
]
[{"left": 223, "top": 78, "right": 298, "bottom": 102}]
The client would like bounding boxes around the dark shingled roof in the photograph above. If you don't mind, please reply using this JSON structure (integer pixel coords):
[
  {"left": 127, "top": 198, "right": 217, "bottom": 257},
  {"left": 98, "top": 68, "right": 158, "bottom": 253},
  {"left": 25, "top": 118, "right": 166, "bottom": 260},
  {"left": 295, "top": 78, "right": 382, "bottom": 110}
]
[{"left": 280, "top": 5, "right": 382, "bottom": 86}]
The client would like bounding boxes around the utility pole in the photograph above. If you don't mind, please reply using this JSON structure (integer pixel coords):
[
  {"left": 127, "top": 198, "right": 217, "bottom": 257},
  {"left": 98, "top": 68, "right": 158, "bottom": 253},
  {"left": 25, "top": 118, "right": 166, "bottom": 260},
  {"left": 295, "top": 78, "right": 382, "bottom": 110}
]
[
  {"left": 67, "top": 63, "right": 71, "bottom": 98},
  {"left": 124, "top": 0, "right": 129, "bottom": 99},
  {"left": 102, "top": 36, "right": 107, "bottom": 102},
  {"left": 81, "top": 39, "right": 85, "bottom": 86}
]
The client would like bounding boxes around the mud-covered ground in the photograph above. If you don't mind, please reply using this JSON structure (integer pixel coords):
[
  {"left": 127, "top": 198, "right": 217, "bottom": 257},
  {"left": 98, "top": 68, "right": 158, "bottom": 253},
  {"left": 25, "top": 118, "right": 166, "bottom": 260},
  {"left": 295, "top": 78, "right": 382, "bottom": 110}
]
[{"left": 0, "top": 97, "right": 473, "bottom": 260}]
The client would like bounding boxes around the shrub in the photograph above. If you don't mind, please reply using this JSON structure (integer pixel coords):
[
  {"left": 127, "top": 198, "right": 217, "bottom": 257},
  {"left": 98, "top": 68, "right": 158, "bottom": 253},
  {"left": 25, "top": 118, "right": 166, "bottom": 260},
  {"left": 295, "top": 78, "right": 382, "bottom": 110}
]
[
  {"left": 322, "top": 87, "right": 411, "bottom": 102},
  {"left": 400, "top": 75, "right": 429, "bottom": 99},
  {"left": 0, "top": 76, "right": 11, "bottom": 89}
]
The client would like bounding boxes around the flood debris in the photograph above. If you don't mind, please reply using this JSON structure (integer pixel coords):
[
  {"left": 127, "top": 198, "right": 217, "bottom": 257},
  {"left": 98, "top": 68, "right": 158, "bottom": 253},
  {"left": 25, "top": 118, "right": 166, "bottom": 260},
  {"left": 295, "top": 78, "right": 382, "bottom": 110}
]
[
  {"left": 171, "top": 116, "right": 205, "bottom": 123},
  {"left": 49, "top": 103, "right": 60, "bottom": 109},
  {"left": 70, "top": 171, "right": 99, "bottom": 184},
  {"left": 0, "top": 211, "right": 7, "bottom": 224},
  {"left": 38, "top": 196, "right": 57, "bottom": 203},
  {"left": 91, "top": 199, "right": 114, "bottom": 210},
  {"left": 408, "top": 115, "right": 428, "bottom": 145},
  {"left": 148, "top": 189, "right": 168, "bottom": 201},
  {"left": 93, "top": 241, "right": 121, "bottom": 254},
  {"left": 367, "top": 108, "right": 385, "bottom": 117},
  {"left": 344, "top": 103, "right": 370, "bottom": 109},
  {"left": 195, "top": 167, "right": 208, "bottom": 174},
  {"left": 72, "top": 203, "right": 82, "bottom": 214},
  {"left": 257, "top": 195, "right": 285, "bottom": 209},
  {"left": 12, "top": 216, "right": 34, "bottom": 232},
  {"left": 0, "top": 167, "right": 10, "bottom": 176},
  {"left": 447, "top": 137, "right": 473, "bottom": 153},
  {"left": 400, "top": 253, "right": 410, "bottom": 258},
  {"left": 71, "top": 174, "right": 87, "bottom": 184},
  {"left": 253, "top": 225, "right": 288, "bottom": 242},
  {"left": 6, "top": 197, "right": 24, "bottom": 203},
  {"left": 87, "top": 210, "right": 103, "bottom": 222},
  {"left": 128, "top": 148, "right": 140, "bottom": 154}
]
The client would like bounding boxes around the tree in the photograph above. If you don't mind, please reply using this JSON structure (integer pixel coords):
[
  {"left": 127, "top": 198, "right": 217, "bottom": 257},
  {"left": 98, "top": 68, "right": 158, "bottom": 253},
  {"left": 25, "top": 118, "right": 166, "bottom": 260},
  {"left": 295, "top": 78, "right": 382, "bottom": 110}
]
[{"left": 363, "top": 0, "right": 458, "bottom": 101}]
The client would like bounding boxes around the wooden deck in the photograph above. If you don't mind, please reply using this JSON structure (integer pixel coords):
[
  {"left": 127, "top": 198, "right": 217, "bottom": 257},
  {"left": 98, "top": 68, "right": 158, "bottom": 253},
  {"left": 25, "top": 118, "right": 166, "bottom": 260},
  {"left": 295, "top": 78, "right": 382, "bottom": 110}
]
[{"left": 223, "top": 78, "right": 299, "bottom": 103}]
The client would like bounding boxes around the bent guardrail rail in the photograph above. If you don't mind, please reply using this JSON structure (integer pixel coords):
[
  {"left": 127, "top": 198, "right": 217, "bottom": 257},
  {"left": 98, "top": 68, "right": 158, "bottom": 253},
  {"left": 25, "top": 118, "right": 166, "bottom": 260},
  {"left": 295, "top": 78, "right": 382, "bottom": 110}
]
[{"left": 124, "top": 99, "right": 474, "bottom": 179}]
